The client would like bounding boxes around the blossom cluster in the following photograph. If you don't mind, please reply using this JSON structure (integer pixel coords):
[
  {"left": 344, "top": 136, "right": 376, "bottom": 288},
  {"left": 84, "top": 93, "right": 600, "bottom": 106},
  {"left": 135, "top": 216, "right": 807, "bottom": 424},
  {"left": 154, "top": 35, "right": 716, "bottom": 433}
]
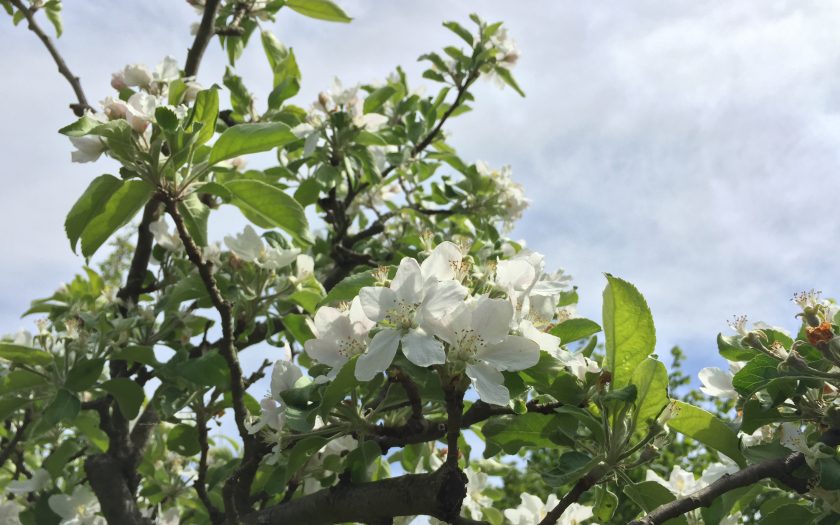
[
  {"left": 68, "top": 56, "right": 202, "bottom": 163},
  {"left": 300, "top": 241, "right": 593, "bottom": 405}
]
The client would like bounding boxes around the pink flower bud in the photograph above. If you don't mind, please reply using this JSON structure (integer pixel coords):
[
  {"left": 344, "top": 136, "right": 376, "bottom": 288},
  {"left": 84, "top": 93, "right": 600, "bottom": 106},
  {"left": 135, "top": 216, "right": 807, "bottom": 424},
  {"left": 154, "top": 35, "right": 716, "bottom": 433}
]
[{"left": 111, "top": 72, "right": 127, "bottom": 91}]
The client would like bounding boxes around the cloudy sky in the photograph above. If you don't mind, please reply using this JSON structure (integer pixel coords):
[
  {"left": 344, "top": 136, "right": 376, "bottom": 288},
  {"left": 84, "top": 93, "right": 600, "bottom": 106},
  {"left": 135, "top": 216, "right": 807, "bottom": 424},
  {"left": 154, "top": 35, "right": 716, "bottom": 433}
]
[{"left": 4, "top": 0, "right": 840, "bottom": 386}]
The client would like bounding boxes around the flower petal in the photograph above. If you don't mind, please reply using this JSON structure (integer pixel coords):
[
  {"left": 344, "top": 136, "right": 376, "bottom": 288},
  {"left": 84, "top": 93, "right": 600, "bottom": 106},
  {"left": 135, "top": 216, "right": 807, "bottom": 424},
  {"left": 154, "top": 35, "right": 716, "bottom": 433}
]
[
  {"left": 419, "top": 280, "right": 467, "bottom": 322},
  {"left": 466, "top": 362, "right": 510, "bottom": 406},
  {"left": 355, "top": 329, "right": 400, "bottom": 381},
  {"left": 472, "top": 297, "right": 514, "bottom": 345},
  {"left": 391, "top": 257, "right": 424, "bottom": 303},
  {"left": 270, "top": 360, "right": 303, "bottom": 398},
  {"left": 478, "top": 335, "right": 540, "bottom": 372},
  {"left": 420, "top": 241, "right": 462, "bottom": 282},
  {"left": 401, "top": 329, "right": 445, "bottom": 367},
  {"left": 359, "top": 286, "right": 397, "bottom": 322},
  {"left": 304, "top": 338, "right": 346, "bottom": 368}
]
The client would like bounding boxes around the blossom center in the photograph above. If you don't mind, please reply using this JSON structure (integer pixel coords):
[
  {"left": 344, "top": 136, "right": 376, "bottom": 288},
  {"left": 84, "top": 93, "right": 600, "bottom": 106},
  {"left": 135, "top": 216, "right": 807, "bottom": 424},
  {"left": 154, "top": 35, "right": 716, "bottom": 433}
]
[{"left": 386, "top": 300, "right": 419, "bottom": 329}]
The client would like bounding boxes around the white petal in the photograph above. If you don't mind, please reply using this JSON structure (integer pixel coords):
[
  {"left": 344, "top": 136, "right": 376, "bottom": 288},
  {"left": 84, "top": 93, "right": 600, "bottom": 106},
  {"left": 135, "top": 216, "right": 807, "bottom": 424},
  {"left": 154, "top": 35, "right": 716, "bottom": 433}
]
[
  {"left": 270, "top": 360, "right": 303, "bottom": 398},
  {"left": 349, "top": 296, "right": 375, "bottom": 332},
  {"left": 311, "top": 306, "right": 343, "bottom": 337},
  {"left": 359, "top": 286, "right": 397, "bottom": 322},
  {"left": 420, "top": 241, "right": 462, "bottom": 282},
  {"left": 466, "top": 362, "right": 510, "bottom": 406},
  {"left": 472, "top": 297, "right": 514, "bottom": 345},
  {"left": 495, "top": 259, "right": 535, "bottom": 291},
  {"left": 419, "top": 280, "right": 467, "bottom": 322},
  {"left": 401, "top": 329, "right": 445, "bottom": 367},
  {"left": 698, "top": 367, "right": 736, "bottom": 399},
  {"left": 391, "top": 257, "right": 424, "bottom": 303},
  {"left": 304, "top": 338, "right": 346, "bottom": 368},
  {"left": 356, "top": 329, "right": 400, "bottom": 381},
  {"left": 478, "top": 335, "right": 540, "bottom": 372}
]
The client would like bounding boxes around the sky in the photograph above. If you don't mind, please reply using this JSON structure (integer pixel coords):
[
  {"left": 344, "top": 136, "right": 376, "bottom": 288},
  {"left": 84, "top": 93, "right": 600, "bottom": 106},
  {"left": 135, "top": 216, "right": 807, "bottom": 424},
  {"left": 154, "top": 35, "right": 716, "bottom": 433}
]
[{"left": 4, "top": 0, "right": 840, "bottom": 392}]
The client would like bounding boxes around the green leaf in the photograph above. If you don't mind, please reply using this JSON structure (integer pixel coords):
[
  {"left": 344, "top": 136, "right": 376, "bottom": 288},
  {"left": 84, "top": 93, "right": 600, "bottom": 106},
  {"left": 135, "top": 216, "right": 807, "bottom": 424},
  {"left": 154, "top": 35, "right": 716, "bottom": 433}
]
[
  {"left": 592, "top": 486, "right": 619, "bottom": 523},
  {"left": 550, "top": 318, "right": 602, "bottom": 345},
  {"left": 111, "top": 345, "right": 160, "bottom": 367},
  {"left": 64, "top": 174, "right": 123, "bottom": 253},
  {"left": 284, "top": 313, "right": 314, "bottom": 344},
  {"left": 44, "top": 0, "right": 62, "bottom": 37},
  {"left": 320, "top": 358, "right": 358, "bottom": 416},
  {"left": 0, "top": 343, "right": 53, "bottom": 366},
  {"left": 155, "top": 106, "right": 179, "bottom": 131},
  {"left": 101, "top": 378, "right": 145, "bottom": 419},
  {"left": 43, "top": 441, "right": 81, "bottom": 479},
  {"left": 80, "top": 180, "right": 154, "bottom": 258},
  {"left": 364, "top": 86, "right": 397, "bottom": 114},
  {"left": 630, "top": 358, "right": 669, "bottom": 436},
  {"left": 188, "top": 88, "right": 219, "bottom": 146},
  {"left": 442, "top": 21, "right": 473, "bottom": 45},
  {"left": 179, "top": 351, "right": 229, "bottom": 388},
  {"left": 178, "top": 193, "right": 210, "bottom": 247},
  {"left": 668, "top": 400, "right": 746, "bottom": 467},
  {"left": 59, "top": 114, "right": 102, "bottom": 136},
  {"left": 209, "top": 122, "right": 297, "bottom": 165},
  {"left": 541, "top": 451, "right": 597, "bottom": 486},
  {"left": 64, "top": 358, "right": 105, "bottom": 391},
  {"left": 167, "top": 423, "right": 201, "bottom": 456},
  {"left": 602, "top": 274, "right": 656, "bottom": 389},
  {"left": 624, "top": 481, "right": 688, "bottom": 525},
  {"left": 717, "top": 333, "right": 758, "bottom": 361},
  {"left": 757, "top": 503, "right": 817, "bottom": 525},
  {"left": 320, "top": 269, "right": 376, "bottom": 305},
  {"left": 482, "top": 413, "right": 566, "bottom": 456},
  {"left": 261, "top": 32, "right": 301, "bottom": 109},
  {"left": 285, "top": 0, "right": 351, "bottom": 23},
  {"left": 493, "top": 66, "right": 525, "bottom": 97},
  {"left": 223, "top": 179, "right": 311, "bottom": 245},
  {"left": 43, "top": 389, "right": 81, "bottom": 427},
  {"left": 732, "top": 354, "right": 780, "bottom": 397}
]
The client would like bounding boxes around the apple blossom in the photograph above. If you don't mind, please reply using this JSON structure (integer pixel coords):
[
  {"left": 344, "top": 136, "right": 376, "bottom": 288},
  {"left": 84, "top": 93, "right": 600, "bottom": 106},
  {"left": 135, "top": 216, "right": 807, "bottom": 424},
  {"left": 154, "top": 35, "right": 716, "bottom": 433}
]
[
  {"left": 69, "top": 135, "right": 106, "bottom": 163},
  {"left": 7, "top": 468, "right": 49, "bottom": 494},
  {"left": 149, "top": 217, "right": 182, "bottom": 252},
  {"left": 125, "top": 92, "right": 158, "bottom": 133},
  {"left": 0, "top": 501, "right": 22, "bottom": 525},
  {"left": 304, "top": 297, "right": 374, "bottom": 378},
  {"left": 224, "top": 226, "right": 299, "bottom": 270},
  {"left": 646, "top": 466, "right": 701, "bottom": 497},
  {"left": 48, "top": 486, "right": 106, "bottom": 525},
  {"left": 698, "top": 366, "right": 738, "bottom": 399},
  {"left": 357, "top": 253, "right": 467, "bottom": 380},
  {"left": 434, "top": 296, "right": 540, "bottom": 405},
  {"left": 504, "top": 493, "right": 561, "bottom": 525}
]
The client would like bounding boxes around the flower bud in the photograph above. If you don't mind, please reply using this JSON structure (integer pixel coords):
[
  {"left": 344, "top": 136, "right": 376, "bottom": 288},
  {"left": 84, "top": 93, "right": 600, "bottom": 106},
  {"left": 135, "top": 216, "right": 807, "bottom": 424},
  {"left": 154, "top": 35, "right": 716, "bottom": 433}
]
[{"left": 110, "top": 72, "right": 127, "bottom": 90}]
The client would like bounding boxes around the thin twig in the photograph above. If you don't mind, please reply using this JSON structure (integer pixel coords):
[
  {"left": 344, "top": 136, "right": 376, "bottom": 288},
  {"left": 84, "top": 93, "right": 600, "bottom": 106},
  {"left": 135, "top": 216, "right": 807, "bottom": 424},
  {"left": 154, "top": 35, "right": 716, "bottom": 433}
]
[
  {"left": 185, "top": 0, "right": 222, "bottom": 77},
  {"left": 9, "top": 0, "right": 90, "bottom": 115}
]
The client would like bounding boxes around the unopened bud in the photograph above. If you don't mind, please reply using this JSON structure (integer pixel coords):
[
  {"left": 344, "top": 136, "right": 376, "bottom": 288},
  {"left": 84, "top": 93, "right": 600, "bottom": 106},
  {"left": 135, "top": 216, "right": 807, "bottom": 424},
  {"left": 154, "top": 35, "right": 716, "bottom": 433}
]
[
  {"left": 111, "top": 72, "right": 127, "bottom": 91},
  {"left": 782, "top": 350, "right": 809, "bottom": 372}
]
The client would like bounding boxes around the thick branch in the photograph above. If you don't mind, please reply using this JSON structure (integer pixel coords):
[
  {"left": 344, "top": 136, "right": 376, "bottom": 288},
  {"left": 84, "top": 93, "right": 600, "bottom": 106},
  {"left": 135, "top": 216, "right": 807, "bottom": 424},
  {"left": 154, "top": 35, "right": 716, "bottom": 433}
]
[
  {"left": 0, "top": 409, "right": 31, "bottom": 468},
  {"left": 85, "top": 455, "right": 151, "bottom": 525},
  {"left": 9, "top": 0, "right": 90, "bottom": 115},
  {"left": 185, "top": 0, "right": 222, "bottom": 77},
  {"left": 243, "top": 467, "right": 471, "bottom": 525},
  {"left": 117, "top": 200, "right": 161, "bottom": 308}
]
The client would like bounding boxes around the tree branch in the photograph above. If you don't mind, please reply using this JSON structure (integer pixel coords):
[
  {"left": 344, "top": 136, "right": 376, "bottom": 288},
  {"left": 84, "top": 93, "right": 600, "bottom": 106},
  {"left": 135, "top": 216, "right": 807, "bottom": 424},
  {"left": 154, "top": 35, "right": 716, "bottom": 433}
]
[
  {"left": 164, "top": 194, "right": 256, "bottom": 521},
  {"left": 8, "top": 0, "right": 90, "bottom": 115},
  {"left": 242, "top": 467, "right": 471, "bottom": 525},
  {"left": 84, "top": 455, "right": 151, "bottom": 525},
  {"left": 538, "top": 472, "right": 599, "bottom": 525},
  {"left": 0, "top": 409, "right": 31, "bottom": 468},
  {"left": 628, "top": 428, "right": 840, "bottom": 525},
  {"left": 185, "top": 0, "right": 222, "bottom": 77}
]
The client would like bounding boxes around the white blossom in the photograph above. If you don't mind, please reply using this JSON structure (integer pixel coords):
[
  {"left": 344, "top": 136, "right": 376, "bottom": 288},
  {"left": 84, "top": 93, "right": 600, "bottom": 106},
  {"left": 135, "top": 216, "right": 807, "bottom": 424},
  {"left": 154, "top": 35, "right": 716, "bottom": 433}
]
[
  {"left": 7, "top": 468, "right": 49, "bottom": 494},
  {"left": 698, "top": 366, "right": 738, "bottom": 400},
  {"left": 646, "top": 466, "right": 701, "bottom": 497},
  {"left": 504, "top": 493, "right": 593, "bottom": 525},
  {"left": 48, "top": 486, "right": 106, "bottom": 525},
  {"left": 0, "top": 501, "right": 23, "bottom": 525},
  {"left": 462, "top": 467, "right": 493, "bottom": 520},
  {"left": 69, "top": 136, "right": 106, "bottom": 163},
  {"left": 122, "top": 63, "right": 153, "bottom": 88},
  {"left": 224, "top": 226, "right": 299, "bottom": 270},
  {"left": 156, "top": 508, "right": 180, "bottom": 525},
  {"left": 357, "top": 248, "right": 468, "bottom": 380},
  {"left": 149, "top": 217, "right": 182, "bottom": 252},
  {"left": 304, "top": 297, "right": 374, "bottom": 378},
  {"left": 125, "top": 92, "right": 158, "bottom": 133},
  {"left": 434, "top": 296, "right": 539, "bottom": 405}
]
